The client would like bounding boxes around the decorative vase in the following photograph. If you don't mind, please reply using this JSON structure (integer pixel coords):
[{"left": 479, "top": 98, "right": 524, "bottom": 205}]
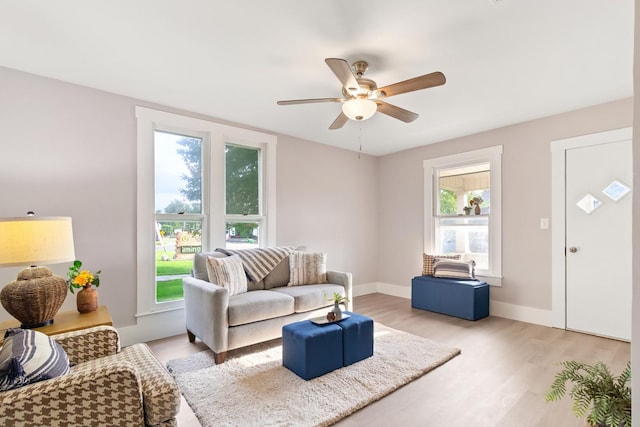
[
  {"left": 331, "top": 301, "right": 343, "bottom": 320},
  {"left": 464, "top": 209, "right": 471, "bottom": 216},
  {"left": 76, "top": 285, "right": 98, "bottom": 313},
  {"left": 474, "top": 204, "right": 481, "bottom": 215}
]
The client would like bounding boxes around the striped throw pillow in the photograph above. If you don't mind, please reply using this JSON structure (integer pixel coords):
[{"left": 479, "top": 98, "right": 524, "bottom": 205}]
[
  {"left": 288, "top": 252, "right": 327, "bottom": 286},
  {"left": 422, "top": 253, "right": 461, "bottom": 276},
  {"left": 433, "top": 259, "right": 476, "bottom": 280},
  {"left": 205, "top": 255, "right": 248, "bottom": 296},
  {"left": 0, "top": 329, "right": 70, "bottom": 391}
]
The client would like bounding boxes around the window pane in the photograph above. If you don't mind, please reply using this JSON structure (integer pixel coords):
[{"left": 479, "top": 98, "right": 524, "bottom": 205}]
[
  {"left": 155, "top": 219, "right": 202, "bottom": 302},
  {"left": 155, "top": 131, "right": 202, "bottom": 214},
  {"left": 226, "top": 145, "right": 259, "bottom": 215},
  {"left": 438, "top": 163, "right": 490, "bottom": 215},
  {"left": 436, "top": 217, "right": 489, "bottom": 270},
  {"left": 226, "top": 221, "right": 259, "bottom": 249},
  {"left": 439, "top": 189, "right": 458, "bottom": 215}
]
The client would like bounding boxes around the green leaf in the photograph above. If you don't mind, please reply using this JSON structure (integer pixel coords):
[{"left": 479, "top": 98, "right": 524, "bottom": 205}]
[{"left": 545, "top": 359, "right": 631, "bottom": 425}]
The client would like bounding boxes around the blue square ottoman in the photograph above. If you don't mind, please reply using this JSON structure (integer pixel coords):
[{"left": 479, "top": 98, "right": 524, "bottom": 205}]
[
  {"left": 411, "top": 276, "right": 490, "bottom": 321},
  {"left": 337, "top": 311, "right": 374, "bottom": 366},
  {"left": 282, "top": 320, "right": 343, "bottom": 380}
]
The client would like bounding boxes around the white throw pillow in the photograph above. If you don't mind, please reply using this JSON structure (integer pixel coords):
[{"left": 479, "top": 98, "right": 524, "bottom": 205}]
[
  {"left": 288, "top": 252, "right": 327, "bottom": 286},
  {"left": 433, "top": 259, "right": 476, "bottom": 280},
  {"left": 205, "top": 255, "right": 248, "bottom": 295}
]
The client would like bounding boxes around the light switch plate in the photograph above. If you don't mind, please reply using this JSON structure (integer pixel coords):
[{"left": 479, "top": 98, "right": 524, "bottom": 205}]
[{"left": 540, "top": 218, "right": 549, "bottom": 229}]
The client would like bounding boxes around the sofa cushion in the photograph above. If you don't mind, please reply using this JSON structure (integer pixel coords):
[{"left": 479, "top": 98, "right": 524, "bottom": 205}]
[
  {"left": 205, "top": 255, "right": 248, "bottom": 296},
  {"left": 195, "top": 251, "right": 265, "bottom": 290},
  {"left": 264, "top": 257, "right": 290, "bottom": 289},
  {"left": 422, "top": 253, "right": 461, "bottom": 276},
  {"left": 288, "top": 252, "right": 327, "bottom": 286},
  {"left": 272, "top": 284, "right": 345, "bottom": 313},
  {"left": 433, "top": 259, "right": 476, "bottom": 279},
  {"left": 0, "top": 329, "right": 70, "bottom": 391},
  {"left": 228, "top": 290, "right": 295, "bottom": 326},
  {"left": 264, "top": 246, "right": 306, "bottom": 289},
  {"left": 194, "top": 251, "right": 227, "bottom": 281}
]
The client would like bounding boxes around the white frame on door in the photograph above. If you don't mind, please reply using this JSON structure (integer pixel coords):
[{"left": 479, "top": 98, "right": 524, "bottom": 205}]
[{"left": 550, "top": 127, "right": 632, "bottom": 329}]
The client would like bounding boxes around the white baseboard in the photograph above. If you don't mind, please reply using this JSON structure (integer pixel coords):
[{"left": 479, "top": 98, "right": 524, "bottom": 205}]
[
  {"left": 353, "top": 282, "right": 411, "bottom": 298},
  {"left": 352, "top": 282, "right": 380, "bottom": 296},
  {"left": 489, "top": 300, "right": 553, "bottom": 327},
  {"left": 354, "top": 282, "right": 553, "bottom": 327},
  {"left": 118, "top": 308, "right": 186, "bottom": 347}
]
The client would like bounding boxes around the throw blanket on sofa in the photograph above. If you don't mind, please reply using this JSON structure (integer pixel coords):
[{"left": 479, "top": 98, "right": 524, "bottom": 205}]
[{"left": 216, "top": 246, "right": 296, "bottom": 283}]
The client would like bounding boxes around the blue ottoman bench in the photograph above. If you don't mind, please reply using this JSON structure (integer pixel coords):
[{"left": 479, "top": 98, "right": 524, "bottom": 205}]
[
  {"left": 282, "top": 321, "right": 343, "bottom": 380},
  {"left": 411, "top": 276, "right": 489, "bottom": 321},
  {"left": 337, "top": 311, "right": 374, "bottom": 366}
]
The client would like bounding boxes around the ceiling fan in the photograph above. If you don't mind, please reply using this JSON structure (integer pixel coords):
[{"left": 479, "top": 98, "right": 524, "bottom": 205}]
[{"left": 277, "top": 58, "right": 446, "bottom": 130}]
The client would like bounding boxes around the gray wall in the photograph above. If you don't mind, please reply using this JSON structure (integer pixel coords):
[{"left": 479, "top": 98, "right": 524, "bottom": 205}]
[
  {"left": 276, "top": 134, "right": 379, "bottom": 285},
  {"left": 378, "top": 98, "right": 633, "bottom": 310},
  {"left": 0, "top": 66, "right": 378, "bottom": 327},
  {"left": 0, "top": 65, "right": 634, "bottom": 332}
]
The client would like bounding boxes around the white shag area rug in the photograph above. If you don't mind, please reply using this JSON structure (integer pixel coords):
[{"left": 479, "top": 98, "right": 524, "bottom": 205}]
[{"left": 166, "top": 323, "right": 460, "bottom": 427}]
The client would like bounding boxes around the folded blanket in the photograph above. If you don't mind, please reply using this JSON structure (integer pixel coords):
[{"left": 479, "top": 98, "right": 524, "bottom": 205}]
[{"left": 216, "top": 246, "right": 296, "bottom": 283}]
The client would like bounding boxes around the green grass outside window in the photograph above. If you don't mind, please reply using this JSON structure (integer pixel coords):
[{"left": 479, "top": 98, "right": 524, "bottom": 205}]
[{"left": 155, "top": 252, "right": 194, "bottom": 302}]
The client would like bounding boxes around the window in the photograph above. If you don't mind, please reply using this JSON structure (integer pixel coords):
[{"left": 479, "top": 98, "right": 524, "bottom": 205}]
[
  {"left": 136, "top": 107, "right": 276, "bottom": 316},
  {"left": 435, "top": 164, "right": 490, "bottom": 270},
  {"left": 225, "top": 144, "right": 261, "bottom": 250},
  {"left": 423, "top": 146, "right": 502, "bottom": 284},
  {"left": 154, "top": 131, "right": 206, "bottom": 303}
]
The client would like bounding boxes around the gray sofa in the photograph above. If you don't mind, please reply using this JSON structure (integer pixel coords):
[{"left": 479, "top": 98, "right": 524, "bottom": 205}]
[{"left": 183, "top": 250, "right": 353, "bottom": 364}]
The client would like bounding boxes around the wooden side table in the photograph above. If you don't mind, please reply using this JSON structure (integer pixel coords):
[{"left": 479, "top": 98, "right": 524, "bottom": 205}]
[{"left": 0, "top": 306, "right": 112, "bottom": 342}]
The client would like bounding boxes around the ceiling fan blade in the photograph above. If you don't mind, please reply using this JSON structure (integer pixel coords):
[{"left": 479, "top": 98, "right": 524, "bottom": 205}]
[
  {"left": 375, "top": 101, "right": 419, "bottom": 123},
  {"left": 329, "top": 112, "right": 349, "bottom": 130},
  {"left": 277, "top": 98, "right": 343, "bottom": 105},
  {"left": 375, "top": 71, "right": 446, "bottom": 98},
  {"left": 325, "top": 58, "right": 360, "bottom": 92}
]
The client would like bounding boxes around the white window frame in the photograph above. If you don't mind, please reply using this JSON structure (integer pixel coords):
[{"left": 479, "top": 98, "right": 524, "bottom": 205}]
[
  {"left": 224, "top": 141, "right": 266, "bottom": 247},
  {"left": 423, "top": 145, "right": 503, "bottom": 286},
  {"left": 136, "top": 107, "right": 277, "bottom": 317}
]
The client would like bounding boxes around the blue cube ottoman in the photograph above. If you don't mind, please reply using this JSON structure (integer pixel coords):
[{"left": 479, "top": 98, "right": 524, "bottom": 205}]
[
  {"left": 411, "top": 276, "right": 489, "bottom": 321},
  {"left": 337, "top": 311, "right": 374, "bottom": 366},
  {"left": 282, "top": 320, "right": 343, "bottom": 380}
]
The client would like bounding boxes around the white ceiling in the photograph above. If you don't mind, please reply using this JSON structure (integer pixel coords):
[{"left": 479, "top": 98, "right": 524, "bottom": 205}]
[{"left": 0, "top": 1, "right": 633, "bottom": 156}]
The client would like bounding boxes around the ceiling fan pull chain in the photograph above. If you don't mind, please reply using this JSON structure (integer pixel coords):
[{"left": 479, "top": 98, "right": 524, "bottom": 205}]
[{"left": 358, "top": 127, "right": 362, "bottom": 159}]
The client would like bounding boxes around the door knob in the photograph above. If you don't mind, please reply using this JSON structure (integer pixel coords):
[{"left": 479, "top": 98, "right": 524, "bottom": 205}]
[{"left": 568, "top": 247, "right": 578, "bottom": 253}]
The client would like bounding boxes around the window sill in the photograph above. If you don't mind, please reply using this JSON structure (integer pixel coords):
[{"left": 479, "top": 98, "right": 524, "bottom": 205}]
[
  {"left": 135, "top": 304, "right": 184, "bottom": 318},
  {"left": 476, "top": 275, "right": 502, "bottom": 287}
]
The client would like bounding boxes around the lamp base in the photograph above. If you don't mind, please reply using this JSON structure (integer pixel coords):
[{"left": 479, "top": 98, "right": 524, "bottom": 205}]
[
  {"left": 0, "top": 266, "right": 67, "bottom": 329},
  {"left": 21, "top": 319, "right": 54, "bottom": 329}
]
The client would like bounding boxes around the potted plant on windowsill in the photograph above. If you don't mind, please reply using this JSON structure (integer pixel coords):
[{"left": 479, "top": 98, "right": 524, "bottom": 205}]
[{"left": 545, "top": 360, "right": 631, "bottom": 427}]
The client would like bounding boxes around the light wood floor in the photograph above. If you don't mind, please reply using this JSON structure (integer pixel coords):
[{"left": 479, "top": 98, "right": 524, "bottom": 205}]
[{"left": 147, "top": 293, "right": 630, "bottom": 427}]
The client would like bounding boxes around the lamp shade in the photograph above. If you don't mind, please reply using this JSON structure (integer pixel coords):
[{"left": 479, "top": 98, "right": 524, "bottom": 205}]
[
  {"left": 0, "top": 217, "right": 75, "bottom": 267},
  {"left": 342, "top": 98, "right": 377, "bottom": 121}
]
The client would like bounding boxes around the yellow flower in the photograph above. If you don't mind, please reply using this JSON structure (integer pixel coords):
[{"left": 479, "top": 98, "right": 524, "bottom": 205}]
[
  {"left": 73, "top": 270, "right": 94, "bottom": 286},
  {"left": 67, "top": 260, "right": 101, "bottom": 293}
]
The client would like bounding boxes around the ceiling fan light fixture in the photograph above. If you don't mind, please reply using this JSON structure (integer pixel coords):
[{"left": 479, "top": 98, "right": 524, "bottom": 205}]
[{"left": 342, "top": 98, "right": 377, "bottom": 121}]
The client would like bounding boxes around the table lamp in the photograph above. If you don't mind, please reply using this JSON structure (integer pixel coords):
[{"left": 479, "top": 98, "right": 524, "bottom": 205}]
[{"left": 0, "top": 215, "right": 75, "bottom": 328}]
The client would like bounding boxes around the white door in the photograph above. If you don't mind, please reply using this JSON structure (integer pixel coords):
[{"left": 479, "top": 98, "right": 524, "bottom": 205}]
[{"left": 565, "top": 139, "right": 632, "bottom": 340}]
